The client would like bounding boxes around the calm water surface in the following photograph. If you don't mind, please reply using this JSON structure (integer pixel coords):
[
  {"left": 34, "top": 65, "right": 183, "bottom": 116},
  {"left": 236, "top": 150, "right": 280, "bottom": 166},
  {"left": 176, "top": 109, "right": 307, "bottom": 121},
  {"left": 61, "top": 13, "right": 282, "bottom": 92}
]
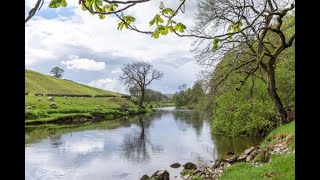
[{"left": 25, "top": 107, "right": 262, "bottom": 180}]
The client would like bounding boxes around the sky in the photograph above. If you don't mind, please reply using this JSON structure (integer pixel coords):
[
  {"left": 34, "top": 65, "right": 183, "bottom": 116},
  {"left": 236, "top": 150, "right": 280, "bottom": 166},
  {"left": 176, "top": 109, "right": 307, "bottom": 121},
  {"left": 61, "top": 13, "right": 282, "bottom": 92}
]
[{"left": 25, "top": 0, "right": 205, "bottom": 94}]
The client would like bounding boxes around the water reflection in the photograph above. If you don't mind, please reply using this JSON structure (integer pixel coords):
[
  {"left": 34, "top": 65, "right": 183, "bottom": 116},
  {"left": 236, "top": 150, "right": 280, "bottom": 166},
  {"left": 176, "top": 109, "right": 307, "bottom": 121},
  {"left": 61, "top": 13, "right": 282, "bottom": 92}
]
[
  {"left": 26, "top": 107, "right": 262, "bottom": 180},
  {"left": 120, "top": 115, "right": 164, "bottom": 163},
  {"left": 211, "top": 134, "right": 263, "bottom": 159}
]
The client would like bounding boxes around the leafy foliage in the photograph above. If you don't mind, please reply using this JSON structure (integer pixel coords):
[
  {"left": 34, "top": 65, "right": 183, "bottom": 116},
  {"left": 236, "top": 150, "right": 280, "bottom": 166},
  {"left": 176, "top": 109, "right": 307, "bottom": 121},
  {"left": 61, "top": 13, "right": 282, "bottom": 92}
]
[
  {"left": 50, "top": 67, "right": 64, "bottom": 78},
  {"left": 172, "top": 81, "right": 205, "bottom": 109}
]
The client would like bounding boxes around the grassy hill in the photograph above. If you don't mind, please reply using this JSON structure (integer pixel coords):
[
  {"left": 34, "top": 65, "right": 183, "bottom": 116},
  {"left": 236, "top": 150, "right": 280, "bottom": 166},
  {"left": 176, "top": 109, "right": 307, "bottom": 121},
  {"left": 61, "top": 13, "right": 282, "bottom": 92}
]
[
  {"left": 25, "top": 69, "right": 120, "bottom": 96},
  {"left": 25, "top": 69, "right": 145, "bottom": 124}
]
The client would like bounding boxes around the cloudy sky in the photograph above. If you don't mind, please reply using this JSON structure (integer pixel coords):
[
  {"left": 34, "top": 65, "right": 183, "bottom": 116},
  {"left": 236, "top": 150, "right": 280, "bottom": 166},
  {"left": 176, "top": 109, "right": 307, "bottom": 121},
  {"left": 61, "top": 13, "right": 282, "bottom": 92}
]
[{"left": 25, "top": 0, "right": 205, "bottom": 94}]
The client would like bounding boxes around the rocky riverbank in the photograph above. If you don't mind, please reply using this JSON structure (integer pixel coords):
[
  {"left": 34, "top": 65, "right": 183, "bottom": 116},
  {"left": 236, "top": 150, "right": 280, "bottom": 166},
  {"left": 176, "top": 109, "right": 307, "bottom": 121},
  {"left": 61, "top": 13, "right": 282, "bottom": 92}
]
[{"left": 140, "top": 133, "right": 294, "bottom": 180}]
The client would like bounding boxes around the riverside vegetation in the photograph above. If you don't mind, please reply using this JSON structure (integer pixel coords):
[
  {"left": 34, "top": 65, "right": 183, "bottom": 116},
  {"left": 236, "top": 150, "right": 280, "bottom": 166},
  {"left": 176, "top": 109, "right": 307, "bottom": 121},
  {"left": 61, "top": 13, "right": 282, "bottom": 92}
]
[{"left": 167, "top": 15, "right": 295, "bottom": 180}]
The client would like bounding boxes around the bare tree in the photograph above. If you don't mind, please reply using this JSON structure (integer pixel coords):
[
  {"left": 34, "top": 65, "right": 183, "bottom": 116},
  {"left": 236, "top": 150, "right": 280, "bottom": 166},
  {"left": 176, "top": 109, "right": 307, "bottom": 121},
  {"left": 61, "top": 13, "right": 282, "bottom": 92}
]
[
  {"left": 189, "top": 0, "right": 295, "bottom": 123},
  {"left": 120, "top": 61, "right": 164, "bottom": 108}
]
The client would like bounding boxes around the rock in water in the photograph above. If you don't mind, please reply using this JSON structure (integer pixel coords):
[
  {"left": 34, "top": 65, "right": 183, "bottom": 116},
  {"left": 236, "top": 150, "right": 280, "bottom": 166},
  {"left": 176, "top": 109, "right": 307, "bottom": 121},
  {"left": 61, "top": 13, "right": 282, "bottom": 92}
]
[
  {"left": 183, "top": 162, "right": 197, "bottom": 170},
  {"left": 151, "top": 169, "right": 169, "bottom": 180},
  {"left": 140, "top": 174, "right": 150, "bottom": 180},
  {"left": 170, "top": 163, "right": 181, "bottom": 168},
  {"left": 226, "top": 155, "right": 238, "bottom": 164},
  {"left": 244, "top": 147, "right": 255, "bottom": 155}
]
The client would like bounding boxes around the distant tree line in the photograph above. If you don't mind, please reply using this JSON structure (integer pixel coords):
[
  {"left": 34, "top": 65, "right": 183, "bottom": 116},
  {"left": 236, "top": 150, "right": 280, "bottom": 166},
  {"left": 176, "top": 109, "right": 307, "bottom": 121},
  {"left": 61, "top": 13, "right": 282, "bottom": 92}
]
[{"left": 172, "top": 81, "right": 205, "bottom": 109}]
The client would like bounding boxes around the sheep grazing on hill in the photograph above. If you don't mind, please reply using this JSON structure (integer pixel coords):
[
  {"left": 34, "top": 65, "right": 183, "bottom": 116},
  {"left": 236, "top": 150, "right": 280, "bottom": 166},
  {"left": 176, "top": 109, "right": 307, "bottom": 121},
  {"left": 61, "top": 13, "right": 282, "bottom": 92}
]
[
  {"left": 37, "top": 98, "right": 42, "bottom": 102},
  {"left": 49, "top": 102, "right": 57, "bottom": 108},
  {"left": 80, "top": 97, "right": 84, "bottom": 100},
  {"left": 47, "top": 97, "right": 54, "bottom": 101},
  {"left": 25, "top": 90, "right": 29, "bottom": 95},
  {"left": 26, "top": 106, "right": 32, "bottom": 110},
  {"left": 64, "top": 96, "right": 68, "bottom": 100}
]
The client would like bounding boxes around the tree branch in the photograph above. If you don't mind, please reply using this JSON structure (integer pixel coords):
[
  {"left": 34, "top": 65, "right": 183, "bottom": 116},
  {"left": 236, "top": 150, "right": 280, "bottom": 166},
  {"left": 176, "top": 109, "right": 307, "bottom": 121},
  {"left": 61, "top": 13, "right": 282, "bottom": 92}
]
[{"left": 25, "top": 0, "right": 44, "bottom": 23}]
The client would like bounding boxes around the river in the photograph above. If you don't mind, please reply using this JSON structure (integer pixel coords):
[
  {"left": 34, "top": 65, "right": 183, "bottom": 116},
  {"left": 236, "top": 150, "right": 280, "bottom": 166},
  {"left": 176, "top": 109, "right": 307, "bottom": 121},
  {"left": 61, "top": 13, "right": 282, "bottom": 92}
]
[{"left": 25, "top": 107, "right": 262, "bottom": 180}]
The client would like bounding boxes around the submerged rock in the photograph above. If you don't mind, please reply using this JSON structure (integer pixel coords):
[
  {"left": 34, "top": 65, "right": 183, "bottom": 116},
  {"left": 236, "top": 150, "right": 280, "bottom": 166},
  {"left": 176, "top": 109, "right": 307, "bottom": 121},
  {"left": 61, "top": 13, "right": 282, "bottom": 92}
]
[
  {"left": 183, "top": 162, "right": 197, "bottom": 170},
  {"left": 170, "top": 163, "right": 181, "bottom": 168},
  {"left": 226, "top": 151, "right": 235, "bottom": 155},
  {"left": 151, "top": 169, "right": 169, "bottom": 180}
]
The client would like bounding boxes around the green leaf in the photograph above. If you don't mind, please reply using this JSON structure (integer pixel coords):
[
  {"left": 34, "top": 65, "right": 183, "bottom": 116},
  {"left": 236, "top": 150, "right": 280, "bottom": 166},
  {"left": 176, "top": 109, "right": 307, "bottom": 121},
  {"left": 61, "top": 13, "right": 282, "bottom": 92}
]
[
  {"left": 99, "top": 14, "right": 106, "bottom": 19},
  {"left": 152, "top": 31, "right": 160, "bottom": 39},
  {"left": 107, "top": 3, "right": 118, "bottom": 12},
  {"left": 124, "top": 16, "right": 135, "bottom": 24},
  {"left": 238, "top": 21, "right": 243, "bottom": 28},
  {"left": 118, "top": 22, "right": 124, "bottom": 30},
  {"left": 61, "top": 0, "right": 67, "bottom": 7},
  {"left": 160, "top": 27, "right": 169, "bottom": 35},
  {"left": 156, "top": 16, "right": 164, "bottom": 25},
  {"left": 81, "top": 5, "right": 87, "bottom": 11},
  {"left": 227, "top": 25, "right": 233, "bottom": 32},
  {"left": 49, "top": 0, "right": 62, "bottom": 8},
  {"left": 213, "top": 38, "right": 220, "bottom": 50},
  {"left": 169, "top": 20, "right": 176, "bottom": 24},
  {"left": 174, "top": 23, "right": 186, "bottom": 33},
  {"left": 85, "top": 0, "right": 94, "bottom": 11},
  {"left": 163, "top": 8, "right": 175, "bottom": 15},
  {"left": 97, "top": 0, "right": 103, "bottom": 6},
  {"left": 167, "top": 26, "right": 174, "bottom": 32},
  {"left": 150, "top": 14, "right": 164, "bottom": 26},
  {"left": 149, "top": 15, "right": 158, "bottom": 26}
]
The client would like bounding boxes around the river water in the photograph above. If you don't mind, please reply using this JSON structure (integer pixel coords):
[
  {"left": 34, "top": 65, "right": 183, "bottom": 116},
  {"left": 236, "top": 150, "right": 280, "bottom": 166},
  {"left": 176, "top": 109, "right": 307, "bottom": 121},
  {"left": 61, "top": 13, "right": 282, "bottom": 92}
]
[{"left": 25, "top": 107, "right": 262, "bottom": 180}]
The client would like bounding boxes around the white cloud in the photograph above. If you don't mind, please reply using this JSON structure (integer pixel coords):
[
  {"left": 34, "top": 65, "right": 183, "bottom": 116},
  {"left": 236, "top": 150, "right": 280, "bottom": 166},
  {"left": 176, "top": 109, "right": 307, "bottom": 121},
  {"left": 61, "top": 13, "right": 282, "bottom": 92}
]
[
  {"left": 111, "top": 67, "right": 122, "bottom": 74},
  {"left": 61, "top": 58, "right": 106, "bottom": 71},
  {"left": 88, "top": 78, "right": 127, "bottom": 94},
  {"left": 25, "top": 0, "right": 205, "bottom": 93}
]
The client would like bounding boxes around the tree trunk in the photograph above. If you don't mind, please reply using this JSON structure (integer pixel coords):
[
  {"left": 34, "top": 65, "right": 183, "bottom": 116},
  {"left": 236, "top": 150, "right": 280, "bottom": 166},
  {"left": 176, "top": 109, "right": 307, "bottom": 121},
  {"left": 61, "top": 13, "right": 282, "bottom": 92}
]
[
  {"left": 139, "top": 88, "right": 145, "bottom": 108},
  {"left": 267, "top": 59, "right": 287, "bottom": 123}
]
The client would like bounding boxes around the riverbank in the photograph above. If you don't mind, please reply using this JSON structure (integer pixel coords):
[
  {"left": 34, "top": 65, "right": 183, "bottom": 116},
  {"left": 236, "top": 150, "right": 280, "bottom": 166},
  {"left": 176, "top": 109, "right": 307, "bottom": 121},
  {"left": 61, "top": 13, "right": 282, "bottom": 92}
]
[
  {"left": 142, "top": 121, "right": 295, "bottom": 180},
  {"left": 220, "top": 121, "right": 295, "bottom": 180},
  {"left": 25, "top": 95, "right": 149, "bottom": 124}
]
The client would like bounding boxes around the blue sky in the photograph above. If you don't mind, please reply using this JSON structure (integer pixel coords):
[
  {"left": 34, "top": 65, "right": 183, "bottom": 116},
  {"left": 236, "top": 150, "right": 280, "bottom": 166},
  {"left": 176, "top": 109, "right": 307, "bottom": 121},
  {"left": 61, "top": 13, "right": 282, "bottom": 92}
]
[{"left": 25, "top": 0, "right": 204, "bottom": 94}]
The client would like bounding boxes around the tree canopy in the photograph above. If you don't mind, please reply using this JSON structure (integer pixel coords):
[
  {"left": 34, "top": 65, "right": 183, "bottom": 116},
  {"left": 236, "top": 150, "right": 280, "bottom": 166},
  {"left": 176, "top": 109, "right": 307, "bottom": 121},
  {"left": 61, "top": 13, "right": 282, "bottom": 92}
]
[{"left": 50, "top": 66, "right": 64, "bottom": 78}]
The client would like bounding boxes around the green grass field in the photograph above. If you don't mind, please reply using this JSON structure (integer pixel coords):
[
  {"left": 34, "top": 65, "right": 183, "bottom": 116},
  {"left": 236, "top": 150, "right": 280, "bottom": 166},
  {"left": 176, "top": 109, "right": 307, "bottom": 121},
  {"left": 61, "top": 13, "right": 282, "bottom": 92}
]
[
  {"left": 220, "top": 121, "right": 295, "bottom": 180},
  {"left": 25, "top": 69, "right": 143, "bottom": 123},
  {"left": 25, "top": 69, "right": 120, "bottom": 96}
]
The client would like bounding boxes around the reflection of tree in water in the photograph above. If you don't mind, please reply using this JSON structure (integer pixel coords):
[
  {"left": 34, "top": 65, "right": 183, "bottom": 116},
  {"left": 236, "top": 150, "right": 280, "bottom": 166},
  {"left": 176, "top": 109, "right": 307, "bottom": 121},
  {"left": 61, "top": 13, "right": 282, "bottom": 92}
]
[
  {"left": 120, "top": 115, "right": 163, "bottom": 162},
  {"left": 50, "top": 138, "right": 63, "bottom": 148},
  {"left": 171, "top": 110, "right": 207, "bottom": 136},
  {"left": 211, "top": 133, "right": 263, "bottom": 159}
]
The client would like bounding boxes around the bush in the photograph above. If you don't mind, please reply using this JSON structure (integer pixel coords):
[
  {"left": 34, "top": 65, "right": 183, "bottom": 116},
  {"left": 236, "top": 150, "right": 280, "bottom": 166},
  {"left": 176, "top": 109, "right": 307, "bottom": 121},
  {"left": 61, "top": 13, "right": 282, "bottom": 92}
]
[{"left": 212, "top": 76, "right": 275, "bottom": 136}]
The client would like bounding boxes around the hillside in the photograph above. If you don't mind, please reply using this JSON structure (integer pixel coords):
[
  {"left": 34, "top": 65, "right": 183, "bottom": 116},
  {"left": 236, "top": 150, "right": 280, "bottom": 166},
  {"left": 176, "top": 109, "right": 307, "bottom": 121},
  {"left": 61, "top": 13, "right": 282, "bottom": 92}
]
[
  {"left": 25, "top": 69, "right": 146, "bottom": 124},
  {"left": 25, "top": 69, "right": 120, "bottom": 96}
]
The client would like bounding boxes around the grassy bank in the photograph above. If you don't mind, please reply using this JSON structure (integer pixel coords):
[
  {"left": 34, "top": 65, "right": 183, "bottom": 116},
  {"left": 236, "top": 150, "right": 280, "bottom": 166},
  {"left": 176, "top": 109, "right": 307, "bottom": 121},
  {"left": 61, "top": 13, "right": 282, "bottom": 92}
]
[
  {"left": 25, "top": 95, "right": 145, "bottom": 124},
  {"left": 220, "top": 121, "right": 295, "bottom": 180}
]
